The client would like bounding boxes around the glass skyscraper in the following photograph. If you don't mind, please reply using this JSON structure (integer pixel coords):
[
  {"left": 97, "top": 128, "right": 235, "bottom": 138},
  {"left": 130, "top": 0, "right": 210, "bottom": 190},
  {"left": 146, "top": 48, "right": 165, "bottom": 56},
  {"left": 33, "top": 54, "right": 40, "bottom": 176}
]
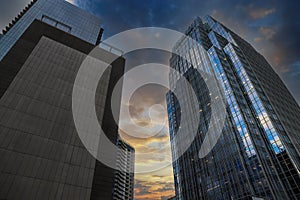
[
  {"left": 167, "top": 16, "right": 300, "bottom": 200},
  {"left": 0, "top": 0, "right": 103, "bottom": 60}
]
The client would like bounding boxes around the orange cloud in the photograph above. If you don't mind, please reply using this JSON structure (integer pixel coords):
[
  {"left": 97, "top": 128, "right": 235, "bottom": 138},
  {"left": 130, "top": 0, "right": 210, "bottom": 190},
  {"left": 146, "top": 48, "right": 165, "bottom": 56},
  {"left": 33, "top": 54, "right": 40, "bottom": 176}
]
[
  {"left": 248, "top": 8, "right": 276, "bottom": 19},
  {"left": 117, "top": 83, "right": 175, "bottom": 199},
  {"left": 259, "top": 26, "right": 277, "bottom": 40},
  {"left": 253, "top": 37, "right": 263, "bottom": 43},
  {"left": 272, "top": 55, "right": 290, "bottom": 73},
  {"left": 134, "top": 169, "right": 175, "bottom": 200}
]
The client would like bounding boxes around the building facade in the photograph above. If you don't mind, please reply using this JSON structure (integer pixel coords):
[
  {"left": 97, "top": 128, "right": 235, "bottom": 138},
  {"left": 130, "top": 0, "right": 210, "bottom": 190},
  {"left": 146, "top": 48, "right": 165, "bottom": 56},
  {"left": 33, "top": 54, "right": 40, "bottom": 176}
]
[
  {"left": 0, "top": 1, "right": 134, "bottom": 199},
  {"left": 0, "top": 0, "right": 103, "bottom": 60},
  {"left": 167, "top": 16, "right": 300, "bottom": 200},
  {"left": 113, "top": 139, "right": 135, "bottom": 200}
]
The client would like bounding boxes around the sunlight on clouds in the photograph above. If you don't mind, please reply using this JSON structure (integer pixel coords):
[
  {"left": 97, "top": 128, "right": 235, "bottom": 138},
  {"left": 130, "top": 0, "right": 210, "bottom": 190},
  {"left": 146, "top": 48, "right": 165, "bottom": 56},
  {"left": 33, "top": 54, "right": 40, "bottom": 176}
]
[
  {"left": 259, "top": 26, "right": 277, "bottom": 40},
  {"left": 134, "top": 167, "right": 175, "bottom": 199},
  {"left": 248, "top": 8, "right": 276, "bottom": 19},
  {"left": 118, "top": 83, "right": 175, "bottom": 199}
]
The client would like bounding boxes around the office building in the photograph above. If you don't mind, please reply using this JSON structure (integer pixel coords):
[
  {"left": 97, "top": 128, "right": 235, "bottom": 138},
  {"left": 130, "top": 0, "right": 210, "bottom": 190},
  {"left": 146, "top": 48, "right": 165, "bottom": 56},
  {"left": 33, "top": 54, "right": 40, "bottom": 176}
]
[
  {"left": 0, "top": 0, "right": 103, "bottom": 60},
  {"left": 113, "top": 139, "right": 135, "bottom": 200},
  {"left": 167, "top": 16, "right": 300, "bottom": 200},
  {"left": 0, "top": 1, "right": 134, "bottom": 199}
]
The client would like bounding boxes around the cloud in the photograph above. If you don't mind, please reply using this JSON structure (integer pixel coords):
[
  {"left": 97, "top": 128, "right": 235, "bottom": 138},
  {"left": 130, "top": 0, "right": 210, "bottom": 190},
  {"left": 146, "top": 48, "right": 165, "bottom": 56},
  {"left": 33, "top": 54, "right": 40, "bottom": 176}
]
[
  {"left": 134, "top": 170, "right": 175, "bottom": 200},
  {"left": 119, "top": 67, "right": 170, "bottom": 139},
  {"left": 248, "top": 8, "right": 276, "bottom": 19},
  {"left": 253, "top": 37, "right": 263, "bottom": 43},
  {"left": 259, "top": 26, "right": 277, "bottom": 39}
]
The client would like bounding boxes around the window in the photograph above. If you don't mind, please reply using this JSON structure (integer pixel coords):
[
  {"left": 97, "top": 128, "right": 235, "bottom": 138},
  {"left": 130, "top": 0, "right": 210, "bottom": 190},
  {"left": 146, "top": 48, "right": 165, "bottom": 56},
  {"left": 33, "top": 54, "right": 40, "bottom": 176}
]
[{"left": 41, "top": 15, "right": 72, "bottom": 33}]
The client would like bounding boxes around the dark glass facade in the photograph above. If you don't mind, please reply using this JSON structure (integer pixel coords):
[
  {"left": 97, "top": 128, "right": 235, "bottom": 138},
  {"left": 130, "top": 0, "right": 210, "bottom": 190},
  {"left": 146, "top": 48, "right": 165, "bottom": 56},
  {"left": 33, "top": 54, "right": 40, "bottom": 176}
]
[
  {"left": 0, "top": 0, "right": 136, "bottom": 199},
  {"left": 0, "top": 0, "right": 103, "bottom": 60},
  {"left": 0, "top": 18, "right": 132, "bottom": 199},
  {"left": 167, "top": 16, "right": 300, "bottom": 200}
]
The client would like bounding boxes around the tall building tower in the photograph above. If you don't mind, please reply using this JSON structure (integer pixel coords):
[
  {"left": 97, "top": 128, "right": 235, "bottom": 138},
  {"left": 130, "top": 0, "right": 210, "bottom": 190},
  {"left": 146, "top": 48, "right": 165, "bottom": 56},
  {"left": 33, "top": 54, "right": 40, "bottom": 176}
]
[
  {"left": 167, "top": 16, "right": 300, "bottom": 200},
  {"left": 113, "top": 139, "right": 135, "bottom": 200},
  {"left": 0, "top": 1, "right": 134, "bottom": 200},
  {"left": 0, "top": 0, "right": 103, "bottom": 60}
]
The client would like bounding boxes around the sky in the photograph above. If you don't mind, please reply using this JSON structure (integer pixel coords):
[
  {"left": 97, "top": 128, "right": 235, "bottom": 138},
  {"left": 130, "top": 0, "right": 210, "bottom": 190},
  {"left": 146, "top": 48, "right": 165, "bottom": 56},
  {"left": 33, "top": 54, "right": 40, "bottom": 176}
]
[{"left": 1, "top": 0, "right": 300, "bottom": 199}]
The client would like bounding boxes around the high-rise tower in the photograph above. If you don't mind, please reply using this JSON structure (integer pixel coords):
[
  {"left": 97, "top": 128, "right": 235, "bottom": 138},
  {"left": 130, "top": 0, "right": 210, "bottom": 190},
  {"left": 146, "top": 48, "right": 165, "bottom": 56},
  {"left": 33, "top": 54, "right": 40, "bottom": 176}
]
[
  {"left": 0, "top": 0, "right": 103, "bottom": 60},
  {"left": 167, "top": 16, "right": 300, "bottom": 200},
  {"left": 0, "top": 1, "right": 134, "bottom": 199},
  {"left": 113, "top": 139, "right": 135, "bottom": 200}
]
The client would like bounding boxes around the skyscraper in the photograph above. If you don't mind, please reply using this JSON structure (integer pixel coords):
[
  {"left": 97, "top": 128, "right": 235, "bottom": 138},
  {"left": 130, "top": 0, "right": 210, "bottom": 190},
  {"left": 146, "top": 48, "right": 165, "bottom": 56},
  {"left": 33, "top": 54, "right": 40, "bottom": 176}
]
[
  {"left": 113, "top": 139, "right": 135, "bottom": 200},
  {"left": 0, "top": 0, "right": 103, "bottom": 60},
  {"left": 167, "top": 16, "right": 300, "bottom": 200},
  {"left": 0, "top": 1, "right": 134, "bottom": 199}
]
